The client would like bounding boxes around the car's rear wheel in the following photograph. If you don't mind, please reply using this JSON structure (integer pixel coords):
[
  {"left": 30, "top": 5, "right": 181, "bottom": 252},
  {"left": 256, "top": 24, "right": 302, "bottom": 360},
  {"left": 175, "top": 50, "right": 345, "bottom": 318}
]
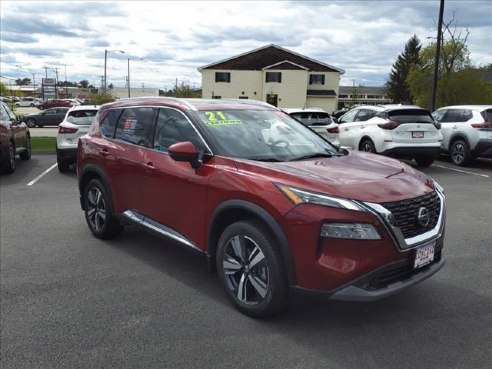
[
  {"left": 19, "top": 135, "right": 31, "bottom": 160},
  {"left": 83, "top": 179, "right": 123, "bottom": 239},
  {"left": 359, "top": 139, "right": 376, "bottom": 153},
  {"left": 1, "top": 140, "right": 16, "bottom": 174},
  {"left": 26, "top": 118, "right": 36, "bottom": 128},
  {"left": 450, "top": 139, "right": 470, "bottom": 166},
  {"left": 57, "top": 158, "right": 70, "bottom": 172},
  {"left": 216, "top": 220, "right": 288, "bottom": 317},
  {"left": 415, "top": 156, "right": 434, "bottom": 167}
]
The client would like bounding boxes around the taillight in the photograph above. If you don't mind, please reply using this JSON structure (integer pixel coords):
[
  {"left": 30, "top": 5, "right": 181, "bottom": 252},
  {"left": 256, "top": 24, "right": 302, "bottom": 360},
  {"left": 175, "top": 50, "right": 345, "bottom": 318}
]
[
  {"left": 471, "top": 122, "right": 492, "bottom": 129},
  {"left": 377, "top": 120, "right": 399, "bottom": 130},
  {"left": 58, "top": 126, "right": 78, "bottom": 134},
  {"left": 327, "top": 126, "right": 339, "bottom": 134}
]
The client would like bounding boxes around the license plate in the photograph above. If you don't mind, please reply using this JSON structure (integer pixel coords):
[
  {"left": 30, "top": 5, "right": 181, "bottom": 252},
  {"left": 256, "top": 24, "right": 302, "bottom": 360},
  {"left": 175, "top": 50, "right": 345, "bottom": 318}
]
[
  {"left": 414, "top": 242, "right": 435, "bottom": 269},
  {"left": 412, "top": 131, "right": 424, "bottom": 138}
]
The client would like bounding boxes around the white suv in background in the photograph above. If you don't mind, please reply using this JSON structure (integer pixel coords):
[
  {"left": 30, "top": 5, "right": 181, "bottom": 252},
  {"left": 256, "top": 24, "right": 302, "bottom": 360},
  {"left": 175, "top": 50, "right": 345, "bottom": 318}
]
[
  {"left": 56, "top": 105, "right": 100, "bottom": 172},
  {"left": 432, "top": 105, "right": 492, "bottom": 166},
  {"left": 337, "top": 105, "right": 442, "bottom": 167},
  {"left": 283, "top": 108, "right": 339, "bottom": 145}
]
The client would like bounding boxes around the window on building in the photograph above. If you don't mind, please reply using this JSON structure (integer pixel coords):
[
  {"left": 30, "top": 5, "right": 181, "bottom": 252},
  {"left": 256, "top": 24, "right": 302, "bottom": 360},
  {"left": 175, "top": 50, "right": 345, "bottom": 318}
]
[
  {"left": 215, "top": 72, "right": 231, "bottom": 83},
  {"left": 266, "top": 72, "right": 282, "bottom": 83},
  {"left": 339, "top": 94, "right": 349, "bottom": 98},
  {"left": 309, "top": 74, "right": 325, "bottom": 85}
]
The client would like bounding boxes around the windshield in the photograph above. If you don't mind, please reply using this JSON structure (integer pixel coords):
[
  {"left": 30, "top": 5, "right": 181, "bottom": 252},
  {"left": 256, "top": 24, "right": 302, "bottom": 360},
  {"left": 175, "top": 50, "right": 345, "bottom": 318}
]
[
  {"left": 195, "top": 109, "right": 339, "bottom": 161},
  {"left": 289, "top": 112, "right": 333, "bottom": 126},
  {"left": 66, "top": 109, "right": 98, "bottom": 125},
  {"left": 387, "top": 109, "right": 434, "bottom": 124}
]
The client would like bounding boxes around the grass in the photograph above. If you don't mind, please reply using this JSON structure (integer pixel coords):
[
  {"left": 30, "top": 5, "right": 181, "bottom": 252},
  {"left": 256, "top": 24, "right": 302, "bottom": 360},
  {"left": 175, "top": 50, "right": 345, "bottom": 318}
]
[{"left": 31, "top": 137, "right": 56, "bottom": 152}]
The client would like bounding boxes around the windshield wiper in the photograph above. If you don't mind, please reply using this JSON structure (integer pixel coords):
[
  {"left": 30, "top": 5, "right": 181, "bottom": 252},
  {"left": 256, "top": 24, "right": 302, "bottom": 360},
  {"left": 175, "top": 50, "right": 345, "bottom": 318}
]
[
  {"left": 248, "top": 157, "right": 283, "bottom": 162},
  {"left": 289, "top": 152, "right": 340, "bottom": 161}
]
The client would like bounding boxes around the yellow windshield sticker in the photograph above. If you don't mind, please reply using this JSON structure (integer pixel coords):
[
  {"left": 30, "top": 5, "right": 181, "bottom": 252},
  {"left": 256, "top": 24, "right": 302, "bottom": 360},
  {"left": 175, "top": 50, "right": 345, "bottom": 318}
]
[{"left": 204, "top": 111, "right": 242, "bottom": 126}]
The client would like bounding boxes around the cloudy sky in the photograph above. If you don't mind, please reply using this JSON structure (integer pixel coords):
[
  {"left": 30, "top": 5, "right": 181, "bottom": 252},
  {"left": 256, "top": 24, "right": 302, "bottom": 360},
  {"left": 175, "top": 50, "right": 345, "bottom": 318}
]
[{"left": 1, "top": 0, "right": 491, "bottom": 91}]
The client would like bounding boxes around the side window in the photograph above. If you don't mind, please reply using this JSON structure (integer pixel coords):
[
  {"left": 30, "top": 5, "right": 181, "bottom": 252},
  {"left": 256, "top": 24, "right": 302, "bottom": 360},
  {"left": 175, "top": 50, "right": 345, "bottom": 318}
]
[
  {"left": 154, "top": 108, "right": 204, "bottom": 151},
  {"left": 100, "top": 109, "right": 122, "bottom": 138},
  {"left": 442, "top": 109, "right": 465, "bottom": 123},
  {"left": 1, "top": 104, "right": 11, "bottom": 122},
  {"left": 339, "top": 109, "right": 358, "bottom": 123},
  {"left": 432, "top": 109, "right": 447, "bottom": 122},
  {"left": 354, "top": 109, "right": 373, "bottom": 122},
  {"left": 462, "top": 109, "right": 473, "bottom": 121},
  {"left": 115, "top": 107, "right": 156, "bottom": 147}
]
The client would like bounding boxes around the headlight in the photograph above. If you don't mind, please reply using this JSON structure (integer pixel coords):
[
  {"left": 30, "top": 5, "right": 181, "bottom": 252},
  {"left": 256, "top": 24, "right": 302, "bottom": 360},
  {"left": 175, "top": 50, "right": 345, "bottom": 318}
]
[
  {"left": 276, "top": 184, "right": 365, "bottom": 211},
  {"left": 432, "top": 179, "right": 444, "bottom": 194},
  {"left": 321, "top": 223, "right": 381, "bottom": 240}
]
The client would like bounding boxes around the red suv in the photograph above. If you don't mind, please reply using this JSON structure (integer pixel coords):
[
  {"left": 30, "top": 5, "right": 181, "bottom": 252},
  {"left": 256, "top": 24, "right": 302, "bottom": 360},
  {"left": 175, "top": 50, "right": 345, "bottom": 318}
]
[
  {"left": 77, "top": 98, "right": 446, "bottom": 317},
  {"left": 38, "top": 99, "right": 73, "bottom": 110}
]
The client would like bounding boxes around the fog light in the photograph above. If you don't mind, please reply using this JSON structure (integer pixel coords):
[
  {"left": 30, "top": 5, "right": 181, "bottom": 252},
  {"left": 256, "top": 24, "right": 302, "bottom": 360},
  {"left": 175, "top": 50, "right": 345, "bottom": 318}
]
[{"left": 321, "top": 223, "right": 381, "bottom": 240}]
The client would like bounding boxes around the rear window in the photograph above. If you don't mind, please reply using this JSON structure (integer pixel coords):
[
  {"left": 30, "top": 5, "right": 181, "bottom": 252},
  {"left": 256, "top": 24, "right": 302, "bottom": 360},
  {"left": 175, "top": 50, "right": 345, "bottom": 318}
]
[
  {"left": 290, "top": 112, "right": 333, "bottom": 126},
  {"left": 481, "top": 109, "right": 492, "bottom": 122},
  {"left": 66, "top": 109, "right": 98, "bottom": 125},
  {"left": 387, "top": 109, "right": 434, "bottom": 124}
]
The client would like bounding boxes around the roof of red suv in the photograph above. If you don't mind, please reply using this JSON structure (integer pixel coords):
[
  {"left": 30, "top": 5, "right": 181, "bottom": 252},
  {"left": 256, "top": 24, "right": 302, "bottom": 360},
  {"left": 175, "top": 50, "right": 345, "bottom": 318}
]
[{"left": 101, "top": 97, "right": 278, "bottom": 112}]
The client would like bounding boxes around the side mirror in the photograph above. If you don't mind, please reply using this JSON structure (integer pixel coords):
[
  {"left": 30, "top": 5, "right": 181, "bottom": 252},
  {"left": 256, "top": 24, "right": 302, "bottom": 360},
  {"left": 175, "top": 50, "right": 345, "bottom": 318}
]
[{"left": 168, "top": 141, "right": 201, "bottom": 168}]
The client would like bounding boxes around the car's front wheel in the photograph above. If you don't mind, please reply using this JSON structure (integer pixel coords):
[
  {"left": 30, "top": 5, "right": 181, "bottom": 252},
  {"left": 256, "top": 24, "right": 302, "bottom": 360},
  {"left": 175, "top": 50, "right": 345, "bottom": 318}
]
[
  {"left": 216, "top": 220, "right": 288, "bottom": 317},
  {"left": 26, "top": 118, "right": 36, "bottom": 128},
  {"left": 359, "top": 139, "right": 376, "bottom": 153},
  {"left": 450, "top": 139, "right": 470, "bottom": 166},
  {"left": 83, "top": 179, "right": 123, "bottom": 239}
]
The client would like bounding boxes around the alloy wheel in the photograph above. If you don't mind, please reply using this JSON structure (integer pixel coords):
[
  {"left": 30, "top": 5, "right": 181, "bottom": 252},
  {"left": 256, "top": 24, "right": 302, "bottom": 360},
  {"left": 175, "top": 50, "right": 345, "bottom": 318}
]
[
  {"left": 222, "top": 235, "right": 269, "bottom": 305},
  {"left": 451, "top": 142, "right": 465, "bottom": 165},
  {"left": 86, "top": 187, "right": 107, "bottom": 232}
]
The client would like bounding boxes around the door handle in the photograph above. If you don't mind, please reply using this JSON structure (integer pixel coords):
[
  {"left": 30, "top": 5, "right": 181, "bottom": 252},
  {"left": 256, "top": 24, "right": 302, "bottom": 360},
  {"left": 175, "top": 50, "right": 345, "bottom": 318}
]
[
  {"left": 144, "top": 162, "right": 155, "bottom": 170},
  {"left": 100, "top": 149, "right": 110, "bottom": 156},
  {"left": 344, "top": 127, "right": 349, "bottom": 131}
]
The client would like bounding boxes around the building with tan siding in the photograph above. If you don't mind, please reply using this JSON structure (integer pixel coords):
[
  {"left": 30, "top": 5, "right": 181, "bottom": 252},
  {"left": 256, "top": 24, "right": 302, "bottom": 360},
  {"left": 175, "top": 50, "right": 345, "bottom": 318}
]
[{"left": 198, "top": 44, "right": 344, "bottom": 113}]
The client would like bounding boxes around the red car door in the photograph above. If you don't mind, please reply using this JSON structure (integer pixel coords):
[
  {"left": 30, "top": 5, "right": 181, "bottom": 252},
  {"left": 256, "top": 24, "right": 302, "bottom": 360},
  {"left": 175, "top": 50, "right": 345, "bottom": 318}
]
[{"left": 139, "top": 108, "right": 212, "bottom": 249}]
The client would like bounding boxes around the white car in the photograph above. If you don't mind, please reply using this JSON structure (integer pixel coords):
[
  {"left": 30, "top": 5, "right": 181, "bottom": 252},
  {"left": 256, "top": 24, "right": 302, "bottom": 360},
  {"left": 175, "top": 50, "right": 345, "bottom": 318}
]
[
  {"left": 56, "top": 105, "right": 100, "bottom": 172},
  {"left": 432, "top": 105, "right": 492, "bottom": 166},
  {"left": 283, "top": 108, "right": 339, "bottom": 145},
  {"left": 14, "top": 97, "right": 42, "bottom": 108},
  {"left": 337, "top": 105, "right": 442, "bottom": 166}
]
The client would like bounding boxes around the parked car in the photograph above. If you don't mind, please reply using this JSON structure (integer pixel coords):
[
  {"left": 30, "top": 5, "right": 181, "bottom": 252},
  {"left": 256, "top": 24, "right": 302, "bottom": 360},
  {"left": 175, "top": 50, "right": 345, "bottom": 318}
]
[
  {"left": 283, "top": 108, "right": 339, "bottom": 145},
  {"left": 57, "top": 105, "right": 100, "bottom": 172},
  {"left": 38, "top": 99, "right": 73, "bottom": 110},
  {"left": 337, "top": 105, "right": 442, "bottom": 166},
  {"left": 77, "top": 97, "right": 446, "bottom": 317},
  {"left": 20, "top": 107, "right": 70, "bottom": 128},
  {"left": 14, "top": 97, "right": 42, "bottom": 108},
  {"left": 0, "top": 101, "right": 31, "bottom": 174},
  {"left": 432, "top": 105, "right": 492, "bottom": 166}
]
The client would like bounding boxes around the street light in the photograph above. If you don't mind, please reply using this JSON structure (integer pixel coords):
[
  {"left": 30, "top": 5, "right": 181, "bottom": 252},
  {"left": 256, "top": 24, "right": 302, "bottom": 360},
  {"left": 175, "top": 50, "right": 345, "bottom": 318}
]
[
  {"left": 104, "top": 49, "right": 125, "bottom": 92},
  {"left": 127, "top": 57, "right": 144, "bottom": 98}
]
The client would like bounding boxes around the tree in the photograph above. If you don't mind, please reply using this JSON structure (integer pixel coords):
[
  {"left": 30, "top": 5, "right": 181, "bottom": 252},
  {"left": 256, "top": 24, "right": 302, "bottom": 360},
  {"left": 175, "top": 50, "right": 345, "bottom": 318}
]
[
  {"left": 0, "top": 82, "right": 8, "bottom": 96},
  {"left": 164, "top": 80, "right": 201, "bottom": 98},
  {"left": 406, "top": 17, "right": 491, "bottom": 109},
  {"left": 15, "top": 78, "right": 31, "bottom": 86},
  {"left": 86, "top": 92, "right": 116, "bottom": 105},
  {"left": 79, "top": 80, "right": 90, "bottom": 88},
  {"left": 386, "top": 34, "right": 421, "bottom": 104}
]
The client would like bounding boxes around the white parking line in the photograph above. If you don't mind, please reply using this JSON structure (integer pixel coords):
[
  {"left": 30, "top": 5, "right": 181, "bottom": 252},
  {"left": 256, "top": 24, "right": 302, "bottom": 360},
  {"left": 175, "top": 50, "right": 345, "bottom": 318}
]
[
  {"left": 432, "top": 164, "right": 490, "bottom": 178},
  {"left": 27, "top": 163, "right": 58, "bottom": 186}
]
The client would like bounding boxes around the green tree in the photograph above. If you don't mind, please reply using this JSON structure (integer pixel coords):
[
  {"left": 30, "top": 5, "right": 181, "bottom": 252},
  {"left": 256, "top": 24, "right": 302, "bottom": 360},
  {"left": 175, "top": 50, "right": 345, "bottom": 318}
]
[
  {"left": 79, "top": 80, "right": 90, "bottom": 88},
  {"left": 0, "top": 82, "right": 9, "bottom": 96},
  {"left": 386, "top": 34, "right": 421, "bottom": 104},
  {"left": 166, "top": 80, "right": 201, "bottom": 98},
  {"left": 406, "top": 18, "right": 491, "bottom": 109},
  {"left": 15, "top": 78, "right": 31, "bottom": 86},
  {"left": 87, "top": 92, "right": 116, "bottom": 105}
]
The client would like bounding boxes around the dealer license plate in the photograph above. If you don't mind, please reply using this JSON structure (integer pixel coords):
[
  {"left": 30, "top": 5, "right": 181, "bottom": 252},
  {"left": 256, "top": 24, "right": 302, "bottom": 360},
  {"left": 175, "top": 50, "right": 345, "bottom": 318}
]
[
  {"left": 412, "top": 131, "right": 424, "bottom": 138},
  {"left": 414, "top": 242, "right": 435, "bottom": 269}
]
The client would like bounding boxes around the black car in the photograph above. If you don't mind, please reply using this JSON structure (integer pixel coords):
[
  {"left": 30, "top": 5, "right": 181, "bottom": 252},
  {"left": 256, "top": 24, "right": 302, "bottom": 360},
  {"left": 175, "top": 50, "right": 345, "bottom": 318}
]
[{"left": 20, "top": 107, "right": 69, "bottom": 128}]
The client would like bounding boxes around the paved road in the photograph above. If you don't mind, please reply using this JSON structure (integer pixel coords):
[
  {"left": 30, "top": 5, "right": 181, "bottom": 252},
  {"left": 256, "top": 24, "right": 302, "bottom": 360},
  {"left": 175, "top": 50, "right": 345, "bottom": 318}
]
[{"left": 1, "top": 154, "right": 491, "bottom": 369}]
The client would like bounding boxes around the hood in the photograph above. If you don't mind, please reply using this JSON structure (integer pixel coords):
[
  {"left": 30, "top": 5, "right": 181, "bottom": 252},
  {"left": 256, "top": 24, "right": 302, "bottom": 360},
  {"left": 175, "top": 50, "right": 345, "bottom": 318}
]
[{"left": 235, "top": 151, "right": 434, "bottom": 203}]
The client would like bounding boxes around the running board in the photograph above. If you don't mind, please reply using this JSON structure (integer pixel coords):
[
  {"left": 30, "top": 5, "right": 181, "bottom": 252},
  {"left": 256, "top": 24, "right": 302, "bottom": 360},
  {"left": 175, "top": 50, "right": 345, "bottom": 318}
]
[{"left": 122, "top": 210, "right": 202, "bottom": 253}]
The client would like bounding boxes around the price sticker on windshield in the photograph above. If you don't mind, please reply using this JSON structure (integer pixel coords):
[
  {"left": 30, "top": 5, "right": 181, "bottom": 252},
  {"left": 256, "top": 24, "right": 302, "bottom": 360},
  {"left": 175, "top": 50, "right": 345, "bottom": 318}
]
[{"left": 204, "top": 111, "right": 242, "bottom": 126}]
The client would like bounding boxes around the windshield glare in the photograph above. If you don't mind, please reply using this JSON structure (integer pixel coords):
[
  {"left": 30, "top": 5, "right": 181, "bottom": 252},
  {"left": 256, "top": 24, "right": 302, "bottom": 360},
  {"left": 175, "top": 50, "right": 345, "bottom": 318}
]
[{"left": 196, "top": 109, "right": 338, "bottom": 161}]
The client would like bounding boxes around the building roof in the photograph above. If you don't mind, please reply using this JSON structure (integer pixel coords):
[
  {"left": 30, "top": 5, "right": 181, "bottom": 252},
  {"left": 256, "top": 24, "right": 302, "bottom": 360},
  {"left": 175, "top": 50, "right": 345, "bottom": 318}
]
[{"left": 198, "top": 44, "right": 344, "bottom": 74}]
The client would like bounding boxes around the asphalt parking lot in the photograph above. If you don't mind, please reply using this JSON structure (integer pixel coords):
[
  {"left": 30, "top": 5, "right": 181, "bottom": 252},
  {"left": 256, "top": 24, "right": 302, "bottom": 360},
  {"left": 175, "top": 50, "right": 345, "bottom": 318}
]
[{"left": 1, "top": 154, "right": 491, "bottom": 369}]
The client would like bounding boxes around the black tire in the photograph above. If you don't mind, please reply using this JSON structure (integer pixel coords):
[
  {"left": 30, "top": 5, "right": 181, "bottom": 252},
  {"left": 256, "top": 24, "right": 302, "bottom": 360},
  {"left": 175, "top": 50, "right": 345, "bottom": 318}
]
[
  {"left": 450, "top": 139, "right": 471, "bottom": 166},
  {"left": 57, "top": 157, "right": 71, "bottom": 172},
  {"left": 359, "top": 139, "right": 376, "bottom": 153},
  {"left": 415, "top": 156, "right": 434, "bottom": 167},
  {"left": 19, "top": 135, "right": 31, "bottom": 161},
  {"left": 216, "top": 220, "right": 289, "bottom": 317},
  {"left": 83, "top": 179, "right": 123, "bottom": 239},
  {"left": 1, "top": 140, "right": 16, "bottom": 174},
  {"left": 26, "top": 119, "right": 36, "bottom": 128},
  {"left": 29, "top": 103, "right": 34, "bottom": 107}
]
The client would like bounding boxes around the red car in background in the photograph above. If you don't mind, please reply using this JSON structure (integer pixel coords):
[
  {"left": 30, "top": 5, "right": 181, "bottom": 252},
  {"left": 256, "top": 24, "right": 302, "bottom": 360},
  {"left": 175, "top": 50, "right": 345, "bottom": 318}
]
[
  {"left": 38, "top": 99, "right": 73, "bottom": 110},
  {"left": 77, "top": 97, "right": 446, "bottom": 317}
]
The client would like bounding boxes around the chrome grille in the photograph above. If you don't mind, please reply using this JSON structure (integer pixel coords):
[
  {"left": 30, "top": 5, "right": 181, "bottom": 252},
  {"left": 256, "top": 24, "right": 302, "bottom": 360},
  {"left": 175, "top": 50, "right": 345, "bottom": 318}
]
[{"left": 381, "top": 191, "right": 441, "bottom": 239}]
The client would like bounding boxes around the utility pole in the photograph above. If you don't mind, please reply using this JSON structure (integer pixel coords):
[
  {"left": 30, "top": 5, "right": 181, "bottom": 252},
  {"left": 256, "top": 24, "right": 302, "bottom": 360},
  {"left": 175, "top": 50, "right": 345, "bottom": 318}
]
[{"left": 431, "top": 0, "right": 445, "bottom": 112}]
